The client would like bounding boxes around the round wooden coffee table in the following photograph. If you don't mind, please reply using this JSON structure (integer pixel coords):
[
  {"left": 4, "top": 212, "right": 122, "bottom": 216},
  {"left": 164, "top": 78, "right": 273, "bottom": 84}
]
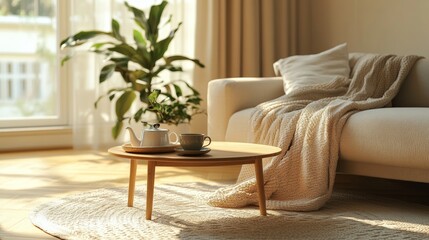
[{"left": 108, "top": 141, "right": 282, "bottom": 220}]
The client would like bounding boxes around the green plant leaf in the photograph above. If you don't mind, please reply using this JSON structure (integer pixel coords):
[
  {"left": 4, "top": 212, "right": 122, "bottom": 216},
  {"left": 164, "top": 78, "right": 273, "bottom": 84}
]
[
  {"left": 133, "top": 108, "right": 144, "bottom": 122},
  {"left": 125, "top": 2, "right": 150, "bottom": 37},
  {"left": 148, "top": 1, "right": 168, "bottom": 42},
  {"left": 148, "top": 90, "right": 160, "bottom": 103},
  {"left": 108, "top": 44, "right": 138, "bottom": 58},
  {"left": 60, "top": 31, "right": 112, "bottom": 49},
  {"left": 94, "top": 95, "right": 104, "bottom": 108},
  {"left": 129, "top": 70, "right": 149, "bottom": 91},
  {"left": 115, "top": 91, "right": 136, "bottom": 119},
  {"left": 112, "top": 120, "right": 124, "bottom": 139},
  {"left": 152, "top": 23, "right": 182, "bottom": 61},
  {"left": 133, "top": 29, "right": 146, "bottom": 48},
  {"left": 106, "top": 62, "right": 131, "bottom": 83},
  {"left": 108, "top": 44, "right": 152, "bottom": 70},
  {"left": 152, "top": 65, "right": 181, "bottom": 78},
  {"left": 163, "top": 84, "right": 173, "bottom": 95},
  {"left": 90, "top": 42, "right": 116, "bottom": 51},
  {"left": 165, "top": 55, "right": 205, "bottom": 68},
  {"left": 99, "top": 64, "right": 116, "bottom": 83},
  {"left": 172, "top": 83, "right": 182, "bottom": 97},
  {"left": 139, "top": 90, "right": 149, "bottom": 104},
  {"left": 129, "top": 69, "right": 148, "bottom": 80},
  {"left": 108, "top": 44, "right": 148, "bottom": 68},
  {"left": 160, "top": 91, "right": 175, "bottom": 101},
  {"left": 165, "top": 65, "right": 183, "bottom": 72},
  {"left": 161, "top": 14, "right": 173, "bottom": 28},
  {"left": 110, "top": 57, "right": 129, "bottom": 68},
  {"left": 125, "top": 2, "right": 145, "bottom": 17},
  {"left": 136, "top": 47, "right": 152, "bottom": 70},
  {"left": 186, "top": 96, "right": 202, "bottom": 104},
  {"left": 111, "top": 19, "right": 125, "bottom": 42},
  {"left": 60, "top": 55, "right": 72, "bottom": 66},
  {"left": 181, "top": 80, "right": 201, "bottom": 96}
]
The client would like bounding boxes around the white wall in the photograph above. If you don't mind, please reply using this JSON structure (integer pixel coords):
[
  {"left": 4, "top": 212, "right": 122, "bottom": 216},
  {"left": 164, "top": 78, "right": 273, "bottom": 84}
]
[{"left": 308, "top": 0, "right": 429, "bottom": 58}]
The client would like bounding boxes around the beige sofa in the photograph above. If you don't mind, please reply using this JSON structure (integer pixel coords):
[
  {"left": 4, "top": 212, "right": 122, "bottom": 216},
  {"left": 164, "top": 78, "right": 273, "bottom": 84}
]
[{"left": 208, "top": 57, "right": 429, "bottom": 183}]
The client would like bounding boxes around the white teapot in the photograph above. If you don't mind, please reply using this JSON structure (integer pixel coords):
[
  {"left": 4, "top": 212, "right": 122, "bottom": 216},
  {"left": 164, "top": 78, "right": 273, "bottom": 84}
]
[{"left": 126, "top": 123, "right": 178, "bottom": 147}]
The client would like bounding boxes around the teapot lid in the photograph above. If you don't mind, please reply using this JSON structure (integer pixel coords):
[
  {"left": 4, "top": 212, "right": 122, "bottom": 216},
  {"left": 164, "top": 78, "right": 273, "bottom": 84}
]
[{"left": 142, "top": 122, "right": 168, "bottom": 132}]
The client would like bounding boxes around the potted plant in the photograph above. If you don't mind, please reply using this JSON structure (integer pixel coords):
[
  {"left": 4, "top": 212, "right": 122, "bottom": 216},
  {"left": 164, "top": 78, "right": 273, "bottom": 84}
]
[{"left": 60, "top": 1, "right": 204, "bottom": 139}]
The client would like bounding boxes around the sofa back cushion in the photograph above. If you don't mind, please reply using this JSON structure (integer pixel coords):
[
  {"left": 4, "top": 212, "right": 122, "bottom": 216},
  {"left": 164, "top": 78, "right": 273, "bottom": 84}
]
[
  {"left": 393, "top": 58, "right": 429, "bottom": 107},
  {"left": 273, "top": 43, "right": 350, "bottom": 96}
]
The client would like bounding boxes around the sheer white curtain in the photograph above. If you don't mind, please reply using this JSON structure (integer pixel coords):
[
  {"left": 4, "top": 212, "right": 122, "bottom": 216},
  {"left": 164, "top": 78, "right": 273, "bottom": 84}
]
[{"left": 66, "top": 0, "right": 196, "bottom": 149}]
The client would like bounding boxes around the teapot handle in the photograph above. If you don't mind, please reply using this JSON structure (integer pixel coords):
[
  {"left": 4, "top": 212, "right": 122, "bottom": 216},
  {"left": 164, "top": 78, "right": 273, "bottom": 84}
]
[{"left": 169, "top": 132, "right": 179, "bottom": 144}]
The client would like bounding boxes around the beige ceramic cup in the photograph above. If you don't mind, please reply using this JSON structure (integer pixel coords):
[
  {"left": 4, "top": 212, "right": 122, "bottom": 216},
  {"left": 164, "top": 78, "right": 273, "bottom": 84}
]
[{"left": 179, "top": 133, "right": 211, "bottom": 150}]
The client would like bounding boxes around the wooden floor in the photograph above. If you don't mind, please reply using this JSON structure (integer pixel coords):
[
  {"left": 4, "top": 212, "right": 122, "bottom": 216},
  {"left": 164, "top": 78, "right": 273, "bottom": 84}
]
[{"left": 0, "top": 148, "right": 428, "bottom": 239}]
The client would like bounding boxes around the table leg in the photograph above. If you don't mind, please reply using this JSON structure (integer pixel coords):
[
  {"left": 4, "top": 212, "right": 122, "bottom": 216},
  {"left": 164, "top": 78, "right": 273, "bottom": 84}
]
[
  {"left": 254, "top": 159, "right": 267, "bottom": 216},
  {"left": 128, "top": 159, "right": 138, "bottom": 207},
  {"left": 146, "top": 161, "right": 156, "bottom": 220}
]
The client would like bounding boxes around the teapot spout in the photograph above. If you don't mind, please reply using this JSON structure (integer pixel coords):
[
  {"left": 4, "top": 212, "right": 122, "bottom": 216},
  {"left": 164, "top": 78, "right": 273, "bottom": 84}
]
[{"left": 126, "top": 127, "right": 141, "bottom": 147}]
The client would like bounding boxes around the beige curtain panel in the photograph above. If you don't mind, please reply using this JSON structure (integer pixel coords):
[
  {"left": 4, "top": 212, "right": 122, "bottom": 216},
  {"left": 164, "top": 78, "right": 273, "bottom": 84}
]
[{"left": 194, "top": 0, "right": 309, "bottom": 79}]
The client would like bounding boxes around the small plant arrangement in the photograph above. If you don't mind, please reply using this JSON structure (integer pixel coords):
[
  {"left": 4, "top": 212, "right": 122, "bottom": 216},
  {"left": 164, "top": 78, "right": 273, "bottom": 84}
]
[{"left": 60, "top": 1, "right": 204, "bottom": 139}]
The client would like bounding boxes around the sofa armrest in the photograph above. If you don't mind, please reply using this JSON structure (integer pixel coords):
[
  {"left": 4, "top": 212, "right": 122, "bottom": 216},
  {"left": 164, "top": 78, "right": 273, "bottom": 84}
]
[{"left": 207, "top": 77, "right": 284, "bottom": 140}]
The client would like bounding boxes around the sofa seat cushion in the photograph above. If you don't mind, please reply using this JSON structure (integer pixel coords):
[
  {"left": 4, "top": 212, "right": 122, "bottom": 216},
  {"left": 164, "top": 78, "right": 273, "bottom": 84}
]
[
  {"left": 226, "top": 107, "right": 429, "bottom": 170},
  {"left": 340, "top": 108, "right": 429, "bottom": 170}
]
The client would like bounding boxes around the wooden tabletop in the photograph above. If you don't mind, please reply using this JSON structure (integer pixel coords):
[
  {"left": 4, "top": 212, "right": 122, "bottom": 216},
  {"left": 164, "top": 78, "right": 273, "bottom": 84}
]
[{"left": 108, "top": 141, "right": 282, "bottom": 165}]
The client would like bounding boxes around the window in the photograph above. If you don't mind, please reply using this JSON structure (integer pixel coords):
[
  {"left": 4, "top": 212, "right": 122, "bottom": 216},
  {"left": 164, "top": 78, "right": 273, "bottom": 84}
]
[
  {"left": 0, "top": 0, "right": 196, "bottom": 150},
  {"left": 0, "top": 0, "right": 68, "bottom": 128}
]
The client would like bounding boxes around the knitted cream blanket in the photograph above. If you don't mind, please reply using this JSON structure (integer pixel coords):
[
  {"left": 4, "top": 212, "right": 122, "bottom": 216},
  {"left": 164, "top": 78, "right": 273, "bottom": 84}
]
[{"left": 207, "top": 54, "right": 421, "bottom": 211}]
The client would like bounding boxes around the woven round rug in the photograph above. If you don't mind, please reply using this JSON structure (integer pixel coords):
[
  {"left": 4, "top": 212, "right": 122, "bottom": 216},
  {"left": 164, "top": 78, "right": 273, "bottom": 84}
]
[{"left": 30, "top": 183, "right": 429, "bottom": 240}]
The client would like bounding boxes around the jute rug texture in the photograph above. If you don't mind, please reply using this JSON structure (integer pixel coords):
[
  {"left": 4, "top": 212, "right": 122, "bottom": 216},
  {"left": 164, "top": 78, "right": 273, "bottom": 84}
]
[{"left": 30, "top": 183, "right": 429, "bottom": 240}]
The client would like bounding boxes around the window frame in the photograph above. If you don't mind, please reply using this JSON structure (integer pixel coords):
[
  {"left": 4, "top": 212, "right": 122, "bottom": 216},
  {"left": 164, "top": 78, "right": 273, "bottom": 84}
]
[
  {"left": 0, "top": 0, "right": 70, "bottom": 129},
  {"left": 0, "top": 1, "right": 72, "bottom": 151}
]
